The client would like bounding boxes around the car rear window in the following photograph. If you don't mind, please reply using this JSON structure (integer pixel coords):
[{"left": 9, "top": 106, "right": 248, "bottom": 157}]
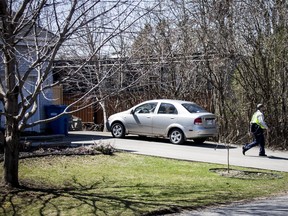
[{"left": 182, "top": 103, "right": 208, "bottom": 113}]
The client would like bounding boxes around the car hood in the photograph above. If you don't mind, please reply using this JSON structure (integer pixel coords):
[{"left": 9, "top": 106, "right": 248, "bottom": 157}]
[{"left": 109, "top": 109, "right": 131, "bottom": 119}]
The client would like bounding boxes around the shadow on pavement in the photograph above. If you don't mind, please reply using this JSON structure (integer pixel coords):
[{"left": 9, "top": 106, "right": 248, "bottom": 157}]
[
  {"left": 188, "top": 141, "right": 236, "bottom": 150},
  {"left": 124, "top": 136, "right": 236, "bottom": 149},
  {"left": 66, "top": 133, "right": 111, "bottom": 142},
  {"left": 268, "top": 155, "right": 288, "bottom": 161},
  {"left": 244, "top": 155, "right": 288, "bottom": 161}
]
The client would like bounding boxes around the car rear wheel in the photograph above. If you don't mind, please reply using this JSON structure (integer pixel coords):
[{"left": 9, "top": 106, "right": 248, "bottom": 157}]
[
  {"left": 169, "top": 128, "right": 185, "bottom": 144},
  {"left": 111, "top": 122, "right": 125, "bottom": 138}
]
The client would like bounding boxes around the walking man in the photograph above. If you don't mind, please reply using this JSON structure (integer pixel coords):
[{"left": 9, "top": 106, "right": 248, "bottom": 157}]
[{"left": 242, "top": 104, "right": 269, "bottom": 156}]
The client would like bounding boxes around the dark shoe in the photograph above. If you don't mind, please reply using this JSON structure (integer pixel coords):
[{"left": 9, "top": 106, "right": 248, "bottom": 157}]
[
  {"left": 259, "top": 154, "right": 267, "bottom": 157},
  {"left": 242, "top": 146, "right": 247, "bottom": 155}
]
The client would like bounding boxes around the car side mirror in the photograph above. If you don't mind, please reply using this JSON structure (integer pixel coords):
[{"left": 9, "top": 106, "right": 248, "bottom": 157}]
[{"left": 130, "top": 109, "right": 135, "bottom": 115}]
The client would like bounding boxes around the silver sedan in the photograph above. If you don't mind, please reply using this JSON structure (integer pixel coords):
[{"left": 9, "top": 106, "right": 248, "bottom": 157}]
[{"left": 107, "top": 99, "right": 218, "bottom": 144}]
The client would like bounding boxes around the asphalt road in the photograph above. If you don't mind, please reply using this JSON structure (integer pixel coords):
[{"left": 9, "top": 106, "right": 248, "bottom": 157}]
[
  {"left": 165, "top": 194, "right": 288, "bottom": 216},
  {"left": 67, "top": 131, "right": 288, "bottom": 216}
]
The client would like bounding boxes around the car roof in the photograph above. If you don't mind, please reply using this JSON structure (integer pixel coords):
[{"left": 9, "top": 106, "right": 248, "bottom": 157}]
[{"left": 145, "top": 99, "right": 196, "bottom": 104}]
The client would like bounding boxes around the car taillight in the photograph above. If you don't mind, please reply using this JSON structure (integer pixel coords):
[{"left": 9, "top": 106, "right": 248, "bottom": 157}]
[{"left": 194, "top": 117, "right": 202, "bottom": 125}]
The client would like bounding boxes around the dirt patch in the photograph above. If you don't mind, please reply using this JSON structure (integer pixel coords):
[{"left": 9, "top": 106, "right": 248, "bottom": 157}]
[
  {"left": 0, "top": 144, "right": 116, "bottom": 162},
  {"left": 210, "top": 168, "right": 282, "bottom": 180}
]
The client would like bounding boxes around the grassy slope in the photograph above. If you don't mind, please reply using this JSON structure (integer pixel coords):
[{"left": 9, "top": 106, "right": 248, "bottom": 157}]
[{"left": 1, "top": 153, "right": 287, "bottom": 215}]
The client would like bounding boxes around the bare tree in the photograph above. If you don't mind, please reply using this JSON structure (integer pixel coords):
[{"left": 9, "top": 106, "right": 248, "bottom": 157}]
[
  {"left": 128, "top": 1, "right": 209, "bottom": 103},
  {"left": 233, "top": 0, "right": 288, "bottom": 148},
  {"left": 129, "top": 0, "right": 287, "bottom": 148},
  {"left": 183, "top": 0, "right": 288, "bottom": 147},
  {"left": 0, "top": 0, "right": 157, "bottom": 187}
]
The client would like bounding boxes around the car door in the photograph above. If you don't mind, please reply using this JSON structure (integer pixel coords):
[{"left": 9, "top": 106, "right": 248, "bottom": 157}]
[
  {"left": 125, "top": 102, "right": 157, "bottom": 135},
  {"left": 152, "top": 103, "right": 178, "bottom": 136}
]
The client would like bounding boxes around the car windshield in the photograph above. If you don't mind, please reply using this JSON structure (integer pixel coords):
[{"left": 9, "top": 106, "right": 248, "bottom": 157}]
[{"left": 182, "top": 103, "right": 208, "bottom": 113}]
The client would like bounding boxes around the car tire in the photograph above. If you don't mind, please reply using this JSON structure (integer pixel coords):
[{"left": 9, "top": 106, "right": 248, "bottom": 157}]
[
  {"left": 169, "top": 128, "right": 185, "bottom": 144},
  {"left": 111, "top": 122, "right": 125, "bottom": 138}
]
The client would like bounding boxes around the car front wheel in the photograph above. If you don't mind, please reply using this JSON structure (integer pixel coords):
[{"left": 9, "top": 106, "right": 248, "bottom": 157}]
[
  {"left": 169, "top": 128, "right": 185, "bottom": 144},
  {"left": 111, "top": 122, "right": 125, "bottom": 138}
]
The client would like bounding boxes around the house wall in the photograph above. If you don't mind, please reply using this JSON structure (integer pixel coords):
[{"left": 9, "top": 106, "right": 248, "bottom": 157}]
[{"left": 0, "top": 45, "right": 54, "bottom": 133}]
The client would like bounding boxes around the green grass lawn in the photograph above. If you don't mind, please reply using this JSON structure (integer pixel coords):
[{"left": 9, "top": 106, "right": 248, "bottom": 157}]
[{"left": 1, "top": 152, "right": 288, "bottom": 215}]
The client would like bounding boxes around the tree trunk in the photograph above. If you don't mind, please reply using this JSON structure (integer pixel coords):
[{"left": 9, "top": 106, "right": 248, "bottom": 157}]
[
  {"left": 101, "top": 101, "right": 108, "bottom": 132},
  {"left": 3, "top": 125, "right": 20, "bottom": 187},
  {"left": 2, "top": 31, "right": 20, "bottom": 187}
]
